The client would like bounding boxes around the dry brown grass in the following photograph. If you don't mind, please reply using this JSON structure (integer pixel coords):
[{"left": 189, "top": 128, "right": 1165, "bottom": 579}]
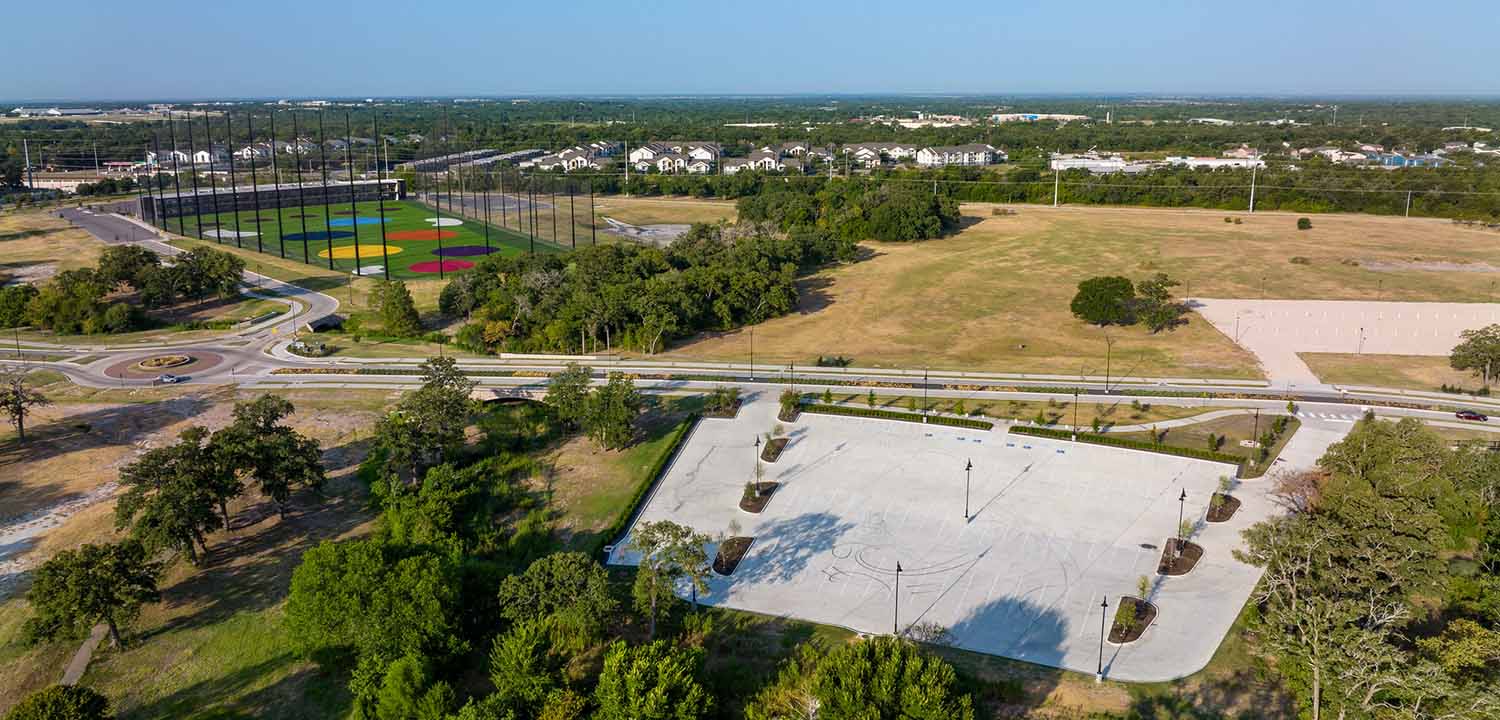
[
  {"left": 592, "top": 196, "right": 738, "bottom": 226},
  {"left": 665, "top": 204, "right": 1500, "bottom": 379},
  {"left": 0, "top": 210, "right": 103, "bottom": 284},
  {"left": 1300, "top": 352, "right": 1478, "bottom": 391}
]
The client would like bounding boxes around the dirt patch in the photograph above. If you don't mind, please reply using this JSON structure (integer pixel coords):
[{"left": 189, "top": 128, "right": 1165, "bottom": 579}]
[
  {"left": 1158, "top": 538, "right": 1204, "bottom": 575},
  {"left": 1, "top": 262, "right": 57, "bottom": 286},
  {"left": 1360, "top": 259, "right": 1500, "bottom": 273},
  {"left": 713, "top": 536, "right": 754, "bottom": 575}
]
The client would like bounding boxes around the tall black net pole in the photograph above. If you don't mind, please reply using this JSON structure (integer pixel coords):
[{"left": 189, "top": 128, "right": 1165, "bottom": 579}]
[
  {"left": 528, "top": 179, "right": 536, "bottom": 255},
  {"left": 497, "top": 169, "right": 507, "bottom": 230},
  {"left": 245, "top": 113, "right": 264, "bottom": 254},
  {"left": 224, "top": 113, "right": 242, "bottom": 249},
  {"left": 373, "top": 112, "right": 390, "bottom": 280},
  {"left": 550, "top": 177, "right": 557, "bottom": 246},
  {"left": 433, "top": 169, "right": 446, "bottom": 280},
  {"left": 203, "top": 112, "right": 223, "bottom": 244},
  {"left": 150, "top": 133, "right": 166, "bottom": 230},
  {"left": 317, "top": 111, "right": 335, "bottom": 270},
  {"left": 513, "top": 169, "right": 522, "bottom": 229},
  {"left": 185, "top": 114, "right": 205, "bottom": 239},
  {"left": 568, "top": 179, "right": 576, "bottom": 248},
  {"left": 589, "top": 179, "right": 596, "bottom": 245},
  {"left": 481, "top": 169, "right": 492, "bottom": 252},
  {"left": 268, "top": 111, "right": 288, "bottom": 259},
  {"left": 345, "top": 112, "right": 361, "bottom": 276},
  {"left": 292, "top": 112, "right": 311, "bottom": 265}
]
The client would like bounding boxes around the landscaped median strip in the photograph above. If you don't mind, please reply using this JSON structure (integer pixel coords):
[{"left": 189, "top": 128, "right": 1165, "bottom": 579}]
[
  {"left": 1008, "top": 425, "right": 1245, "bottom": 468},
  {"left": 798, "top": 403, "right": 995, "bottom": 430}
]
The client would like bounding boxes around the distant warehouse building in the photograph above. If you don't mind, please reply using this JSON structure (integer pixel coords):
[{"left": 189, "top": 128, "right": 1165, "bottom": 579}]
[
  {"left": 1166, "top": 156, "right": 1265, "bottom": 169},
  {"left": 1049, "top": 153, "right": 1156, "bottom": 174}
]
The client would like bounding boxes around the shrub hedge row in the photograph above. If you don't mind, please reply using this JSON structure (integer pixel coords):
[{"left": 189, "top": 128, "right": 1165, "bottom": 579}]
[
  {"left": 799, "top": 403, "right": 994, "bottom": 430},
  {"left": 1008, "top": 425, "right": 1244, "bottom": 468},
  {"left": 271, "top": 367, "right": 521, "bottom": 377},
  {"left": 589, "top": 413, "right": 702, "bottom": 560}
]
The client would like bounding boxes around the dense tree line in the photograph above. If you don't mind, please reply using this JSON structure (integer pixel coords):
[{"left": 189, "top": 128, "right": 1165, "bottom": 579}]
[
  {"left": 445, "top": 220, "right": 852, "bottom": 355},
  {"left": 1237, "top": 418, "right": 1500, "bottom": 720},
  {"left": 1, "top": 244, "right": 245, "bottom": 335},
  {"left": 737, "top": 180, "right": 960, "bottom": 242}
]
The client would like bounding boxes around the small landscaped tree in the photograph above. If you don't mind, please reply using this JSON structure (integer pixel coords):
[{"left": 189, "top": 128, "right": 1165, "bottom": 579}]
[
  {"left": 866, "top": 389, "right": 877, "bottom": 409},
  {"left": 0, "top": 368, "right": 50, "bottom": 443},
  {"left": 1070, "top": 276, "right": 1136, "bottom": 326},
  {"left": 24, "top": 540, "right": 160, "bottom": 648},
  {"left": 779, "top": 389, "right": 801, "bottom": 420},
  {"left": 586, "top": 372, "right": 642, "bottom": 450}
]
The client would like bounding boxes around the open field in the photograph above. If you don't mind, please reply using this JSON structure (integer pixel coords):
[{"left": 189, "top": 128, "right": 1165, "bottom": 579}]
[
  {"left": 1116, "top": 413, "right": 1301, "bottom": 477},
  {"left": 666, "top": 203, "right": 1500, "bottom": 379},
  {"left": 1301, "top": 352, "right": 1478, "bottom": 391},
  {"left": 165, "top": 199, "right": 561, "bottom": 280},
  {"left": 0, "top": 210, "right": 104, "bottom": 285},
  {"left": 593, "top": 195, "right": 737, "bottom": 227}
]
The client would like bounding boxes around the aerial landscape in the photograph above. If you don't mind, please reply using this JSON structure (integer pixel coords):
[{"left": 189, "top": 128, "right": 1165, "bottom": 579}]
[{"left": 3, "top": 2, "right": 1500, "bottom": 719}]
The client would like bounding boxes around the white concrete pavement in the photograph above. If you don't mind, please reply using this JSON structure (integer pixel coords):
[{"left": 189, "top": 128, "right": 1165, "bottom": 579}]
[{"left": 609, "top": 393, "right": 1351, "bottom": 682}]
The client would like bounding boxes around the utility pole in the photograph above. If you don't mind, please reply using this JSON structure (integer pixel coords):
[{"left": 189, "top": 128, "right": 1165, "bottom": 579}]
[
  {"left": 1052, "top": 166, "right": 1060, "bottom": 207},
  {"left": 1405, "top": 190, "right": 1413, "bottom": 218},
  {"left": 1248, "top": 163, "right": 1257, "bottom": 213},
  {"left": 22, "top": 138, "right": 34, "bottom": 199}
]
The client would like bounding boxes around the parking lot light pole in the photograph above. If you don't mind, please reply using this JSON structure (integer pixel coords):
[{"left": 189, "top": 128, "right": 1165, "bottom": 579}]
[
  {"left": 964, "top": 459, "right": 972, "bottom": 520},
  {"left": 754, "top": 436, "right": 762, "bottom": 495},
  {"left": 1097, "top": 597, "right": 1108, "bottom": 682},
  {"left": 1072, "top": 389, "right": 1079, "bottom": 440},
  {"left": 893, "top": 562, "right": 903, "bottom": 635},
  {"left": 1177, "top": 489, "right": 1188, "bottom": 556},
  {"left": 923, "top": 366, "right": 929, "bottom": 420}
]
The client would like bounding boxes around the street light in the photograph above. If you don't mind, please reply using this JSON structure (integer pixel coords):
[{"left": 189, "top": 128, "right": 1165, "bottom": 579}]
[
  {"left": 964, "top": 459, "right": 972, "bottom": 520},
  {"left": 1097, "top": 596, "right": 1109, "bottom": 682},
  {"left": 1103, "top": 333, "right": 1115, "bottom": 393},
  {"left": 1177, "top": 489, "right": 1188, "bottom": 548},
  {"left": 1072, "top": 388, "right": 1080, "bottom": 440},
  {"left": 753, "top": 436, "right": 762, "bottom": 496},
  {"left": 893, "top": 561, "right": 903, "bottom": 635},
  {"left": 922, "top": 366, "right": 929, "bottom": 419}
]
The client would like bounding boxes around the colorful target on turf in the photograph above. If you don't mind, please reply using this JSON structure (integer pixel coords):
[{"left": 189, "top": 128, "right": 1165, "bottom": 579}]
[
  {"left": 317, "top": 244, "right": 404, "bottom": 259},
  {"left": 327, "top": 216, "right": 384, "bottom": 227},
  {"left": 432, "top": 245, "right": 497, "bottom": 257},
  {"left": 423, "top": 217, "right": 463, "bottom": 227},
  {"left": 386, "top": 229, "right": 458, "bottom": 241},
  {"left": 408, "top": 260, "right": 474, "bottom": 273}
]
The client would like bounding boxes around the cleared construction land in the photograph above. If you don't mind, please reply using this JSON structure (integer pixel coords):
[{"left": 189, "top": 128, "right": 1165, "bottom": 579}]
[{"left": 667, "top": 204, "right": 1500, "bottom": 379}]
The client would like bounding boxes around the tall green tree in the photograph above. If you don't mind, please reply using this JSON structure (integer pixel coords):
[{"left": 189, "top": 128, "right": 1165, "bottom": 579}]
[
  {"left": 1070, "top": 276, "right": 1136, "bottom": 326},
  {"left": 1134, "top": 272, "right": 1186, "bottom": 333},
  {"left": 585, "top": 372, "right": 641, "bottom": 450},
  {"left": 593, "top": 641, "right": 712, "bottom": 720},
  {"left": 543, "top": 363, "right": 592, "bottom": 430},
  {"left": 4, "top": 685, "right": 113, "bottom": 720},
  {"left": 1, "top": 368, "right": 50, "bottom": 442},
  {"left": 23, "top": 540, "right": 160, "bottom": 649},
  {"left": 1450, "top": 324, "right": 1500, "bottom": 385},
  {"left": 377, "top": 279, "right": 423, "bottom": 337},
  {"left": 488, "top": 617, "right": 559, "bottom": 713},
  {"left": 776, "top": 637, "right": 976, "bottom": 720},
  {"left": 627, "top": 520, "right": 710, "bottom": 639},
  {"left": 497, "top": 551, "right": 616, "bottom": 638},
  {"left": 114, "top": 426, "right": 231, "bottom": 563},
  {"left": 212, "top": 393, "right": 325, "bottom": 519},
  {"left": 375, "top": 357, "right": 477, "bottom": 480}
]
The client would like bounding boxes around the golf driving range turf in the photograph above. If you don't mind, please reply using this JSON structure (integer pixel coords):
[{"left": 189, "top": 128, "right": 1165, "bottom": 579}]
[{"left": 166, "top": 200, "right": 563, "bottom": 278}]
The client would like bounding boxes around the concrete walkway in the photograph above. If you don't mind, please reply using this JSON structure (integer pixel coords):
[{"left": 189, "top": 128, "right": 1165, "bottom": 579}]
[{"left": 60, "top": 624, "right": 107, "bottom": 685}]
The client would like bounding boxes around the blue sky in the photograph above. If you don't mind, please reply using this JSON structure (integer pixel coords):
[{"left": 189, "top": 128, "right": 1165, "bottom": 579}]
[{"left": 6, "top": 0, "right": 1498, "bottom": 100}]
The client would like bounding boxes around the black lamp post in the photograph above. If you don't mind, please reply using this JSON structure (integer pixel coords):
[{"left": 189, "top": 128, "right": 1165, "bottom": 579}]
[
  {"left": 893, "top": 561, "right": 903, "bottom": 635},
  {"left": 1177, "top": 489, "right": 1188, "bottom": 557},
  {"left": 1072, "top": 388, "right": 1080, "bottom": 440},
  {"left": 922, "top": 366, "right": 930, "bottom": 419},
  {"left": 754, "top": 436, "right": 762, "bottom": 495},
  {"left": 1097, "top": 596, "right": 1109, "bottom": 682},
  {"left": 964, "top": 459, "right": 972, "bottom": 520},
  {"left": 1252, "top": 408, "right": 1261, "bottom": 444},
  {"left": 1103, "top": 334, "right": 1115, "bottom": 393}
]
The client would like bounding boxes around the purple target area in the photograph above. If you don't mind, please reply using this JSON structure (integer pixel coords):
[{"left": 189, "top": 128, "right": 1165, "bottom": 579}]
[
  {"left": 328, "top": 216, "right": 384, "bottom": 227},
  {"left": 432, "top": 245, "right": 498, "bottom": 257},
  {"left": 282, "top": 230, "right": 355, "bottom": 242}
]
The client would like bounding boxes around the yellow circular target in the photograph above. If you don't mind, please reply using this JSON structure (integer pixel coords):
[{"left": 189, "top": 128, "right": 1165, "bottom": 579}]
[{"left": 317, "top": 244, "right": 403, "bottom": 259}]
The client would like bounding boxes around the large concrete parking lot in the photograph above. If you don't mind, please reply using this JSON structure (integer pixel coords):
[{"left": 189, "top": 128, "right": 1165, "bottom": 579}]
[{"left": 609, "top": 394, "right": 1300, "bottom": 682}]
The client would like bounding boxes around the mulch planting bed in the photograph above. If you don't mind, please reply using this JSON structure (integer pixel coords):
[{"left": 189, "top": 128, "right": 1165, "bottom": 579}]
[
  {"left": 713, "top": 537, "right": 754, "bottom": 575},
  {"left": 1158, "top": 538, "right": 1204, "bottom": 576},
  {"left": 1109, "top": 596, "right": 1157, "bottom": 644},
  {"left": 1206, "top": 493, "right": 1241, "bottom": 522},
  {"left": 703, "top": 400, "right": 743, "bottom": 419},
  {"left": 760, "top": 437, "right": 789, "bottom": 462},
  {"left": 739, "top": 483, "right": 779, "bottom": 514},
  {"left": 778, "top": 408, "right": 801, "bottom": 422}
]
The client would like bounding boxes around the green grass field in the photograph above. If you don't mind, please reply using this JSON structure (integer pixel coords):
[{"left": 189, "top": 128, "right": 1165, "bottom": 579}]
[{"left": 162, "top": 199, "right": 564, "bottom": 279}]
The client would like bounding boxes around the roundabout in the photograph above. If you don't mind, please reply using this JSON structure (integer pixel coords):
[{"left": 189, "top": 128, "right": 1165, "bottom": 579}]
[{"left": 103, "top": 351, "right": 225, "bottom": 380}]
